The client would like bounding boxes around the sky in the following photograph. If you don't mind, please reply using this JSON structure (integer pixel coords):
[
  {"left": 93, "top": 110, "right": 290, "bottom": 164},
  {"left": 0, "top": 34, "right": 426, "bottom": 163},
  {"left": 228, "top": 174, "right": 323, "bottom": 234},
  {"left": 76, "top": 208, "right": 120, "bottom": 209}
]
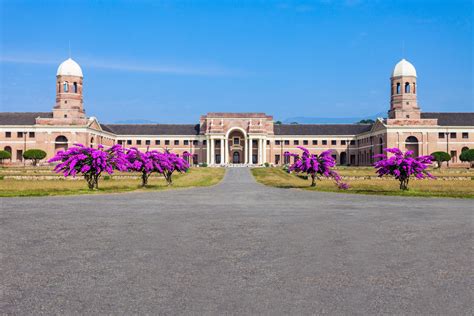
[{"left": 0, "top": 0, "right": 472, "bottom": 124}]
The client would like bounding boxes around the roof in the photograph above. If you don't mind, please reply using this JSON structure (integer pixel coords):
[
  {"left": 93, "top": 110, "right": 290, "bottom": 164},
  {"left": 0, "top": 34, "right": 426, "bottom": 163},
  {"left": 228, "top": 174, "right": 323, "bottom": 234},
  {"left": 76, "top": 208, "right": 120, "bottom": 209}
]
[
  {"left": 102, "top": 124, "right": 201, "bottom": 135},
  {"left": 57, "top": 58, "right": 83, "bottom": 77},
  {"left": 421, "top": 112, "right": 474, "bottom": 126},
  {"left": 0, "top": 112, "right": 53, "bottom": 125},
  {"left": 392, "top": 58, "right": 417, "bottom": 77},
  {"left": 274, "top": 124, "right": 373, "bottom": 136}
]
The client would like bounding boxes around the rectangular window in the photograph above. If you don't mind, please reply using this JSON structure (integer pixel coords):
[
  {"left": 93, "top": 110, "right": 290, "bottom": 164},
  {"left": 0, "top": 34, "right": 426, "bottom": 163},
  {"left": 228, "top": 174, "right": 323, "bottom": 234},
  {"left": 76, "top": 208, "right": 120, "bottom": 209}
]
[
  {"left": 174, "top": 140, "right": 179, "bottom": 145},
  {"left": 284, "top": 154, "right": 290, "bottom": 164},
  {"left": 450, "top": 150, "right": 457, "bottom": 163},
  {"left": 233, "top": 137, "right": 240, "bottom": 145},
  {"left": 275, "top": 154, "right": 281, "bottom": 165},
  {"left": 294, "top": 140, "right": 299, "bottom": 145},
  {"left": 284, "top": 140, "right": 290, "bottom": 145},
  {"left": 17, "top": 132, "right": 23, "bottom": 138},
  {"left": 155, "top": 140, "right": 160, "bottom": 145},
  {"left": 341, "top": 140, "right": 346, "bottom": 145},
  {"left": 127, "top": 140, "right": 132, "bottom": 145},
  {"left": 118, "top": 140, "right": 123, "bottom": 145},
  {"left": 267, "top": 140, "right": 270, "bottom": 145},
  {"left": 29, "top": 132, "right": 35, "bottom": 138},
  {"left": 6, "top": 132, "right": 11, "bottom": 138},
  {"left": 136, "top": 140, "right": 142, "bottom": 145},
  {"left": 438, "top": 132, "right": 445, "bottom": 139},
  {"left": 16, "top": 150, "right": 23, "bottom": 162},
  {"left": 350, "top": 140, "right": 355, "bottom": 145},
  {"left": 462, "top": 132, "right": 468, "bottom": 139},
  {"left": 145, "top": 140, "right": 151, "bottom": 145},
  {"left": 193, "top": 140, "right": 198, "bottom": 145},
  {"left": 275, "top": 140, "right": 281, "bottom": 145},
  {"left": 322, "top": 140, "right": 327, "bottom": 145},
  {"left": 303, "top": 140, "right": 308, "bottom": 145},
  {"left": 450, "top": 132, "right": 457, "bottom": 139},
  {"left": 184, "top": 140, "right": 189, "bottom": 145},
  {"left": 331, "top": 140, "right": 337, "bottom": 145},
  {"left": 312, "top": 140, "right": 318, "bottom": 145},
  {"left": 165, "top": 140, "right": 170, "bottom": 145}
]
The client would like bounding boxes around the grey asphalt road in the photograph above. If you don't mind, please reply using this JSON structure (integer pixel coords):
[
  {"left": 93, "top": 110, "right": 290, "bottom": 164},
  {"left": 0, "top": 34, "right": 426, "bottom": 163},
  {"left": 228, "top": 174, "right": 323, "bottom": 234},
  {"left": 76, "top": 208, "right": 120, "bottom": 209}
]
[{"left": 1, "top": 168, "right": 472, "bottom": 315}]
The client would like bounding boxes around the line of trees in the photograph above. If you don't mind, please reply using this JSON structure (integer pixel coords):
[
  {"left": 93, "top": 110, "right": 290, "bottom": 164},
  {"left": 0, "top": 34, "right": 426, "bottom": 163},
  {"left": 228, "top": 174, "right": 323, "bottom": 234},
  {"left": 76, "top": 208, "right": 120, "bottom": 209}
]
[{"left": 48, "top": 144, "right": 190, "bottom": 190}]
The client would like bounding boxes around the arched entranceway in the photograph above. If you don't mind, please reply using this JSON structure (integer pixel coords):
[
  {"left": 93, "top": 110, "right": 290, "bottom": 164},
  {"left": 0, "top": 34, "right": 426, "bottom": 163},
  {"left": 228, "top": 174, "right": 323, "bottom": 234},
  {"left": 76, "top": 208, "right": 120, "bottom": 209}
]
[
  {"left": 55, "top": 135, "right": 69, "bottom": 152},
  {"left": 405, "top": 136, "right": 419, "bottom": 157},
  {"left": 227, "top": 129, "right": 246, "bottom": 164},
  {"left": 233, "top": 151, "right": 241, "bottom": 163},
  {"left": 340, "top": 152, "right": 347, "bottom": 165}
]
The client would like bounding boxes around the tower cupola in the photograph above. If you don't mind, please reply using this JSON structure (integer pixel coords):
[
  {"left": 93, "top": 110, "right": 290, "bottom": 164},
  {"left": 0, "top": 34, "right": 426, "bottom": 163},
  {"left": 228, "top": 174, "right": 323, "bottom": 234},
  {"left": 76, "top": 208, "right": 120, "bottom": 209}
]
[
  {"left": 54, "top": 58, "right": 85, "bottom": 120},
  {"left": 388, "top": 58, "right": 420, "bottom": 120}
]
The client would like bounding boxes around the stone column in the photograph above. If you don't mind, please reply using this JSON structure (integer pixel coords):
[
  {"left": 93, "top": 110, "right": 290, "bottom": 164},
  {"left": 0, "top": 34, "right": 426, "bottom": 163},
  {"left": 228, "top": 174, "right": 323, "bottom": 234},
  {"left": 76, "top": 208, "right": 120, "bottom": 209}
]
[
  {"left": 210, "top": 138, "right": 215, "bottom": 165},
  {"left": 206, "top": 136, "right": 210, "bottom": 164},
  {"left": 225, "top": 137, "right": 230, "bottom": 164},
  {"left": 244, "top": 137, "right": 248, "bottom": 164},
  {"left": 258, "top": 138, "right": 263, "bottom": 164},
  {"left": 220, "top": 137, "right": 225, "bottom": 165},
  {"left": 262, "top": 138, "right": 267, "bottom": 164},
  {"left": 248, "top": 137, "right": 253, "bottom": 164}
]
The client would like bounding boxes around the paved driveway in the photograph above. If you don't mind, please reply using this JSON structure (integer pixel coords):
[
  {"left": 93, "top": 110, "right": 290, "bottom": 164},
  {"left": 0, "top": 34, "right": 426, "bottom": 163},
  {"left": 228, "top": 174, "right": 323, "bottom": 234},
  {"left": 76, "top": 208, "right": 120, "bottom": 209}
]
[{"left": 1, "top": 168, "right": 472, "bottom": 314}]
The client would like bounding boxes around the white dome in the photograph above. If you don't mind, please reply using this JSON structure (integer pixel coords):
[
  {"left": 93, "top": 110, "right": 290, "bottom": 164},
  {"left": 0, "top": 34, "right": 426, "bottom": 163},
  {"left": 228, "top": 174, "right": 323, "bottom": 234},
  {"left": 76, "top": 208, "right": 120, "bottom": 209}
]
[
  {"left": 392, "top": 58, "right": 417, "bottom": 77},
  {"left": 57, "top": 58, "right": 83, "bottom": 77}
]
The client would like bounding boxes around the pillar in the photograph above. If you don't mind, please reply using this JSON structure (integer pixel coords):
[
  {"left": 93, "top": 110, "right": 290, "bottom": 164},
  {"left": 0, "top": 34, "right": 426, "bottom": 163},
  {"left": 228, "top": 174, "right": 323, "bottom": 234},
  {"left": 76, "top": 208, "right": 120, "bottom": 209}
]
[
  {"left": 220, "top": 137, "right": 225, "bottom": 165},
  {"left": 244, "top": 137, "right": 248, "bottom": 164},
  {"left": 206, "top": 136, "right": 210, "bottom": 164},
  {"left": 263, "top": 138, "right": 267, "bottom": 164},
  {"left": 248, "top": 137, "right": 253, "bottom": 164},
  {"left": 210, "top": 138, "right": 215, "bottom": 165}
]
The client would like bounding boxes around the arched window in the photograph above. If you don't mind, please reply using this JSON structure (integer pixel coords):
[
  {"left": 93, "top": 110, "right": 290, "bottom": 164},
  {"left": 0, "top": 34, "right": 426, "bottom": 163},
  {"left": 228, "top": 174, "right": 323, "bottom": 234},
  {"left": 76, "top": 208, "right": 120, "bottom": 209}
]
[
  {"left": 396, "top": 83, "right": 401, "bottom": 94},
  {"left": 413, "top": 82, "right": 416, "bottom": 94},
  {"left": 90, "top": 137, "right": 94, "bottom": 148},
  {"left": 405, "top": 82, "right": 410, "bottom": 93},
  {"left": 73, "top": 82, "right": 78, "bottom": 93},
  {"left": 55, "top": 135, "right": 69, "bottom": 152},
  {"left": 405, "top": 136, "right": 419, "bottom": 157},
  {"left": 4, "top": 146, "right": 12, "bottom": 154},
  {"left": 63, "top": 82, "right": 69, "bottom": 92},
  {"left": 58, "top": 83, "right": 61, "bottom": 93},
  {"left": 462, "top": 147, "right": 469, "bottom": 152}
]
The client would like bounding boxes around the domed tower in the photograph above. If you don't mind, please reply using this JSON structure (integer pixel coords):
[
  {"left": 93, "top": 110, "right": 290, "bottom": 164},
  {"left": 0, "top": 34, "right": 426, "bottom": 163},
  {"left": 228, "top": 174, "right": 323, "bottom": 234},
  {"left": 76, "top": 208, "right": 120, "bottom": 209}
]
[
  {"left": 53, "top": 58, "right": 86, "bottom": 120},
  {"left": 388, "top": 59, "right": 420, "bottom": 120}
]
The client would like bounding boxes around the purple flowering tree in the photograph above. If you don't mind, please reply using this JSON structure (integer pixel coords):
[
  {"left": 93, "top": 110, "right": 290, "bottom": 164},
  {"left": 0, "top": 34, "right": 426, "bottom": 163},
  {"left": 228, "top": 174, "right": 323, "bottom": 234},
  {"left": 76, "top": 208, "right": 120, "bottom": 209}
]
[
  {"left": 48, "top": 144, "right": 129, "bottom": 190},
  {"left": 126, "top": 148, "right": 155, "bottom": 186},
  {"left": 159, "top": 150, "right": 191, "bottom": 185},
  {"left": 373, "top": 147, "right": 434, "bottom": 190},
  {"left": 285, "top": 146, "right": 349, "bottom": 189}
]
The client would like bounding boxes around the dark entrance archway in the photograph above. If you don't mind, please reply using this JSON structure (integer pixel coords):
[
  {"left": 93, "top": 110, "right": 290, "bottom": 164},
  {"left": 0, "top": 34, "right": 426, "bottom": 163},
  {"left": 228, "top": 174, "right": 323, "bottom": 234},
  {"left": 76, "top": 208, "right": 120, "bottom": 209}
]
[
  {"left": 340, "top": 152, "right": 347, "bottom": 165},
  {"left": 55, "top": 135, "right": 68, "bottom": 152},
  {"left": 405, "top": 136, "right": 419, "bottom": 157},
  {"left": 233, "top": 151, "right": 241, "bottom": 163}
]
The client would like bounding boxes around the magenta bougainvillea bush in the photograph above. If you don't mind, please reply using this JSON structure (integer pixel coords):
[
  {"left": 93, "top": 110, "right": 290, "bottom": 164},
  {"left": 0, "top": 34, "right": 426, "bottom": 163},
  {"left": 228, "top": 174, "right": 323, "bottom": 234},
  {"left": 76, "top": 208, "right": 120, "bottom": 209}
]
[
  {"left": 127, "top": 148, "right": 190, "bottom": 186},
  {"left": 285, "top": 146, "right": 349, "bottom": 189},
  {"left": 48, "top": 144, "right": 128, "bottom": 189},
  {"left": 49, "top": 144, "right": 191, "bottom": 189},
  {"left": 373, "top": 147, "right": 434, "bottom": 190}
]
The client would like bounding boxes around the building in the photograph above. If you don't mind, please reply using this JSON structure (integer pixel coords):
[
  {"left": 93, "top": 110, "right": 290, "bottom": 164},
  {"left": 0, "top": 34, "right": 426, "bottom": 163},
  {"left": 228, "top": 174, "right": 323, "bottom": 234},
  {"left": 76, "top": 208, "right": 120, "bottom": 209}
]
[{"left": 0, "top": 58, "right": 473, "bottom": 166}]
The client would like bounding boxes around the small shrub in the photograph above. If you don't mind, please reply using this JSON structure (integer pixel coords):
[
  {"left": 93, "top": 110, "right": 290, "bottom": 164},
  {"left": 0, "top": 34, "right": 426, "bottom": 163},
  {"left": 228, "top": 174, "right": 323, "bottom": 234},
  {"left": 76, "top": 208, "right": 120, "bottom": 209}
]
[
  {"left": 0, "top": 175, "right": 4, "bottom": 180},
  {"left": 430, "top": 151, "right": 451, "bottom": 168},
  {"left": 0, "top": 150, "right": 11, "bottom": 163},
  {"left": 460, "top": 149, "right": 474, "bottom": 168},
  {"left": 264, "top": 162, "right": 270, "bottom": 167},
  {"left": 23, "top": 149, "right": 47, "bottom": 166},
  {"left": 103, "top": 175, "right": 111, "bottom": 180},
  {"left": 199, "top": 163, "right": 208, "bottom": 167}
]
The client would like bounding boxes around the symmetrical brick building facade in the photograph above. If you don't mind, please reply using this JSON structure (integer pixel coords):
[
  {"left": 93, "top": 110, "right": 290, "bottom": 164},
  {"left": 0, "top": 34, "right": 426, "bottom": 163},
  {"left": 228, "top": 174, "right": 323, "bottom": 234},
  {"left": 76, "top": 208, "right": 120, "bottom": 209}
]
[{"left": 0, "top": 58, "right": 473, "bottom": 166}]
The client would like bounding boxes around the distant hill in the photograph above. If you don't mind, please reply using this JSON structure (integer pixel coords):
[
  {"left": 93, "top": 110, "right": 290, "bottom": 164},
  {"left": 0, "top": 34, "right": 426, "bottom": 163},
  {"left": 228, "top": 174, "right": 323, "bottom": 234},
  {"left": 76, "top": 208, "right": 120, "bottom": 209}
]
[{"left": 283, "top": 112, "right": 385, "bottom": 124}]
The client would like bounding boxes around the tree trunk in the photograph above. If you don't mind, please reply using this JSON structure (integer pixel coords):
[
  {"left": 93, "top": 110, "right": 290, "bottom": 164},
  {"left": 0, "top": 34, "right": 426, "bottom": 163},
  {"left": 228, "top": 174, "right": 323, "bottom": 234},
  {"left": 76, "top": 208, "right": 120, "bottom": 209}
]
[
  {"left": 310, "top": 174, "right": 316, "bottom": 187},
  {"left": 399, "top": 178, "right": 409, "bottom": 190},
  {"left": 141, "top": 171, "right": 150, "bottom": 187}
]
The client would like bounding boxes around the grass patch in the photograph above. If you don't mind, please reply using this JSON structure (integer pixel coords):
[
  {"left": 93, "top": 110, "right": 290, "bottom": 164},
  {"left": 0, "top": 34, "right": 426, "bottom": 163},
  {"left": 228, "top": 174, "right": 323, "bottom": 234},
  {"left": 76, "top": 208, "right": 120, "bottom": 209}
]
[
  {"left": 251, "top": 168, "right": 474, "bottom": 199},
  {"left": 0, "top": 168, "right": 225, "bottom": 197}
]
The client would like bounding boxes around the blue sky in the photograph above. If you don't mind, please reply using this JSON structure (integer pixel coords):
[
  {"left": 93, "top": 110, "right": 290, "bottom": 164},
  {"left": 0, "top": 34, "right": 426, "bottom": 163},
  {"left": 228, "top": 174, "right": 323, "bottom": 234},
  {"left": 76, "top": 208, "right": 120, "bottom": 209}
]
[{"left": 1, "top": 0, "right": 472, "bottom": 123}]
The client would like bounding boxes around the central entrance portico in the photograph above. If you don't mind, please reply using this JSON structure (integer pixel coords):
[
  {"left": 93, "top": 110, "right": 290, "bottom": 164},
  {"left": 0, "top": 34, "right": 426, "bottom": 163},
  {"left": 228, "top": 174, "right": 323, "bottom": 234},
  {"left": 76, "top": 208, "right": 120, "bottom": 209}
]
[{"left": 202, "top": 112, "right": 272, "bottom": 166}]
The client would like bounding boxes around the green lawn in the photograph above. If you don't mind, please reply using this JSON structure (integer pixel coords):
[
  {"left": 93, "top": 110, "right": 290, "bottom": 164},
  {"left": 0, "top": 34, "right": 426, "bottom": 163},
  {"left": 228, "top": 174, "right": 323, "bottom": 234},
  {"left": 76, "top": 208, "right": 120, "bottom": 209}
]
[
  {"left": 251, "top": 167, "right": 474, "bottom": 199},
  {"left": 0, "top": 168, "right": 225, "bottom": 197}
]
